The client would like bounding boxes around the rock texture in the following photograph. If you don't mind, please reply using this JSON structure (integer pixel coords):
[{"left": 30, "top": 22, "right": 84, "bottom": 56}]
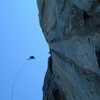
[{"left": 37, "top": 0, "right": 100, "bottom": 100}]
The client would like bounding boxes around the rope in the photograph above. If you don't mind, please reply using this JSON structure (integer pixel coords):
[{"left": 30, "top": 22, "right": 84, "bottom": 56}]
[{"left": 11, "top": 60, "right": 28, "bottom": 100}]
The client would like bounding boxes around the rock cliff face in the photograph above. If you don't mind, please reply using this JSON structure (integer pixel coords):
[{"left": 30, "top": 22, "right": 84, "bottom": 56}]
[{"left": 37, "top": 0, "right": 100, "bottom": 100}]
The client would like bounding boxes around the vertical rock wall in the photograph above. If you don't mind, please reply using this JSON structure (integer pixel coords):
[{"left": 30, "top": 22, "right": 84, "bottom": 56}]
[{"left": 37, "top": 0, "right": 100, "bottom": 100}]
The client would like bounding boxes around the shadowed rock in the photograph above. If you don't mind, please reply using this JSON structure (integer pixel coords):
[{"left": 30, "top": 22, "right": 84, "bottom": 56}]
[{"left": 37, "top": 0, "right": 100, "bottom": 100}]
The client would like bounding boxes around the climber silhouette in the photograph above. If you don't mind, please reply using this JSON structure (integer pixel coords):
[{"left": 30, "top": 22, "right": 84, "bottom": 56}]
[
  {"left": 27, "top": 56, "right": 35, "bottom": 60},
  {"left": 11, "top": 56, "right": 35, "bottom": 100},
  {"left": 48, "top": 49, "right": 51, "bottom": 54}
]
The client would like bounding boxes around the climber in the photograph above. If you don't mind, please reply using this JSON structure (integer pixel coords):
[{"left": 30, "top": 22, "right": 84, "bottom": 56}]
[
  {"left": 11, "top": 56, "right": 35, "bottom": 100},
  {"left": 48, "top": 48, "right": 52, "bottom": 54},
  {"left": 27, "top": 56, "right": 35, "bottom": 60}
]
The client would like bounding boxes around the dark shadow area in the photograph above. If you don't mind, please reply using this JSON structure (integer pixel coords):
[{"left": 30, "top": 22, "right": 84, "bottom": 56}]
[
  {"left": 48, "top": 56, "right": 52, "bottom": 73},
  {"left": 53, "top": 89, "right": 61, "bottom": 100},
  {"left": 96, "top": 51, "right": 100, "bottom": 67},
  {"left": 83, "top": 11, "right": 90, "bottom": 24}
]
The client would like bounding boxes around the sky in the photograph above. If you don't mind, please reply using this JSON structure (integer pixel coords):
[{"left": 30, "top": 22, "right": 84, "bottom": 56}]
[{"left": 0, "top": 0, "right": 49, "bottom": 100}]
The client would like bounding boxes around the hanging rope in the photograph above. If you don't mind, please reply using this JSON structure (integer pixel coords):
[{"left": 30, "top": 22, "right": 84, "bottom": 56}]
[{"left": 11, "top": 56, "right": 35, "bottom": 100}]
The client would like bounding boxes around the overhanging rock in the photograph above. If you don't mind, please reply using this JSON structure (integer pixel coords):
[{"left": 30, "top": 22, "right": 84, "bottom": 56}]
[{"left": 37, "top": 0, "right": 100, "bottom": 100}]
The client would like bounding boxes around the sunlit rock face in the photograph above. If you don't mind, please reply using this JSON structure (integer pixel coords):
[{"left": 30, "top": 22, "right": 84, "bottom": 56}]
[{"left": 37, "top": 0, "right": 100, "bottom": 100}]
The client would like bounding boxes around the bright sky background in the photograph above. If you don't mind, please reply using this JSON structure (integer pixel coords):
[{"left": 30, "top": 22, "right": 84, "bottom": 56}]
[{"left": 0, "top": 0, "right": 49, "bottom": 100}]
